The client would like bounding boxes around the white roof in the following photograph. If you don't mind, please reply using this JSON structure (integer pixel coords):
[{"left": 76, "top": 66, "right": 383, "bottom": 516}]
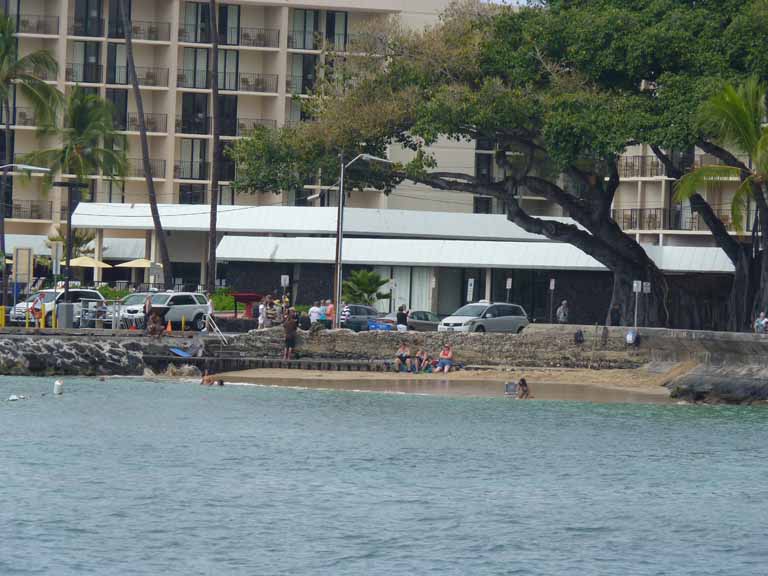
[
  {"left": 72, "top": 203, "right": 566, "bottom": 242},
  {"left": 3, "top": 234, "right": 143, "bottom": 260},
  {"left": 216, "top": 235, "right": 735, "bottom": 273}
]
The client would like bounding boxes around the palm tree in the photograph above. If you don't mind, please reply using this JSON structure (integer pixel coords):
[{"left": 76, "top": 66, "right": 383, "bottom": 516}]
[
  {"left": 117, "top": 0, "right": 173, "bottom": 288},
  {"left": 207, "top": 0, "right": 220, "bottom": 294},
  {"left": 675, "top": 77, "right": 768, "bottom": 315},
  {"left": 46, "top": 225, "right": 97, "bottom": 258},
  {"left": 342, "top": 269, "right": 391, "bottom": 306},
  {"left": 0, "top": 15, "right": 59, "bottom": 305}
]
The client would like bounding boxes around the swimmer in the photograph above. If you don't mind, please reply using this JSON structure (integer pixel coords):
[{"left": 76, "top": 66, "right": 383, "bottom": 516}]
[
  {"left": 200, "top": 370, "right": 214, "bottom": 386},
  {"left": 517, "top": 378, "right": 531, "bottom": 400}
]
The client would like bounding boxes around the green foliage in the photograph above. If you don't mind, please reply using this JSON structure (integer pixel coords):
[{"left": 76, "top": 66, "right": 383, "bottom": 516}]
[
  {"left": 46, "top": 225, "right": 97, "bottom": 258},
  {"left": 98, "top": 285, "right": 130, "bottom": 301},
  {"left": 675, "top": 78, "right": 768, "bottom": 229},
  {"left": 21, "top": 86, "right": 126, "bottom": 188},
  {"left": 342, "top": 269, "right": 391, "bottom": 306},
  {"left": 211, "top": 287, "right": 235, "bottom": 311}
]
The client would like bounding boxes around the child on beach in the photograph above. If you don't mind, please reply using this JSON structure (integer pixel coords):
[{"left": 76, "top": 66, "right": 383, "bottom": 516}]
[{"left": 436, "top": 344, "right": 454, "bottom": 373}]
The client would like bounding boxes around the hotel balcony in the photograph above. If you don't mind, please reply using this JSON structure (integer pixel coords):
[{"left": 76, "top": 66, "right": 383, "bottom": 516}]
[
  {"left": 176, "top": 115, "right": 211, "bottom": 135},
  {"left": 229, "top": 117, "right": 276, "bottom": 136},
  {"left": 4, "top": 200, "right": 53, "bottom": 220},
  {"left": 611, "top": 205, "right": 754, "bottom": 232},
  {"left": 178, "top": 23, "right": 209, "bottom": 44},
  {"left": 287, "top": 30, "right": 319, "bottom": 50},
  {"left": 219, "top": 71, "right": 278, "bottom": 93},
  {"left": 618, "top": 155, "right": 666, "bottom": 179},
  {"left": 127, "top": 158, "right": 166, "bottom": 179},
  {"left": 108, "top": 20, "right": 171, "bottom": 42},
  {"left": 66, "top": 62, "right": 103, "bottom": 83},
  {"left": 174, "top": 160, "right": 209, "bottom": 180},
  {"left": 68, "top": 18, "right": 104, "bottom": 37},
  {"left": 286, "top": 74, "right": 315, "bottom": 95},
  {"left": 219, "top": 26, "right": 280, "bottom": 49},
  {"left": 177, "top": 68, "right": 210, "bottom": 89},
  {"left": 15, "top": 14, "right": 59, "bottom": 35},
  {"left": 126, "top": 112, "right": 168, "bottom": 133},
  {"left": 12, "top": 107, "right": 37, "bottom": 127},
  {"left": 108, "top": 66, "right": 170, "bottom": 87}
]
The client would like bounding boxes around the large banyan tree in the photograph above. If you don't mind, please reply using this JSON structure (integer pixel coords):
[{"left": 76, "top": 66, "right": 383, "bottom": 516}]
[{"left": 230, "top": 0, "right": 768, "bottom": 330}]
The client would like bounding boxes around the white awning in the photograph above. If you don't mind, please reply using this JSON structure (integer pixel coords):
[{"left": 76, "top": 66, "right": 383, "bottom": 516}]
[{"left": 71, "top": 203, "right": 569, "bottom": 242}]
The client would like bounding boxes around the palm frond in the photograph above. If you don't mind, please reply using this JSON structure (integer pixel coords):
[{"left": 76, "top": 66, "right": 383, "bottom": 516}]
[
  {"left": 673, "top": 164, "right": 742, "bottom": 203},
  {"left": 700, "top": 77, "right": 766, "bottom": 155},
  {"left": 729, "top": 175, "right": 755, "bottom": 231}
]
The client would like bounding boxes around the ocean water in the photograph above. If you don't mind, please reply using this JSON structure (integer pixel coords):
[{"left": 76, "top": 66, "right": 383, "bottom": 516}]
[{"left": 0, "top": 377, "right": 766, "bottom": 576}]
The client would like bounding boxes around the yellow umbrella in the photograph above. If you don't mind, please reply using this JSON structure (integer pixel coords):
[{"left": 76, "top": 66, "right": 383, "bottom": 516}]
[
  {"left": 60, "top": 255, "right": 112, "bottom": 268},
  {"left": 115, "top": 258, "right": 161, "bottom": 269}
]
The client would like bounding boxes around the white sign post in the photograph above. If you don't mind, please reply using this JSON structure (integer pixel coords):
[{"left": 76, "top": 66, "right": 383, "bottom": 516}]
[
  {"left": 549, "top": 278, "right": 556, "bottom": 323},
  {"left": 280, "top": 274, "right": 290, "bottom": 288},
  {"left": 50, "top": 241, "right": 62, "bottom": 277},
  {"left": 505, "top": 277, "right": 512, "bottom": 303},
  {"left": 633, "top": 280, "right": 642, "bottom": 329},
  {"left": 466, "top": 278, "right": 475, "bottom": 303}
]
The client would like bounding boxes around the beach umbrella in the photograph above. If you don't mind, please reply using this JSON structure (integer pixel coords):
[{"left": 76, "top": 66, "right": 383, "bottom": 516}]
[
  {"left": 115, "top": 258, "right": 161, "bottom": 269},
  {"left": 60, "top": 255, "right": 112, "bottom": 268}
]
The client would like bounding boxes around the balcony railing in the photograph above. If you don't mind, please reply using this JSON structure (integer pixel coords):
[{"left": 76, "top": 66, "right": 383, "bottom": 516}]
[
  {"left": 224, "top": 72, "right": 278, "bottom": 93},
  {"left": 618, "top": 155, "right": 666, "bottom": 178},
  {"left": 288, "top": 30, "right": 318, "bottom": 50},
  {"left": 13, "top": 107, "right": 36, "bottom": 127},
  {"left": 177, "top": 68, "right": 210, "bottom": 89},
  {"left": 4, "top": 200, "right": 53, "bottom": 220},
  {"left": 175, "top": 161, "right": 209, "bottom": 180},
  {"left": 178, "top": 23, "right": 209, "bottom": 43},
  {"left": 109, "top": 20, "right": 171, "bottom": 42},
  {"left": 127, "top": 158, "right": 166, "bottom": 178},
  {"left": 176, "top": 114, "right": 211, "bottom": 135},
  {"left": 120, "top": 111, "right": 168, "bottom": 133},
  {"left": 235, "top": 117, "right": 276, "bottom": 136},
  {"left": 15, "top": 14, "right": 59, "bottom": 35},
  {"left": 108, "top": 66, "right": 169, "bottom": 87},
  {"left": 68, "top": 19, "right": 104, "bottom": 37},
  {"left": 236, "top": 27, "right": 280, "bottom": 48},
  {"left": 286, "top": 74, "right": 315, "bottom": 95},
  {"left": 66, "top": 62, "right": 103, "bottom": 83},
  {"left": 612, "top": 205, "right": 758, "bottom": 232}
]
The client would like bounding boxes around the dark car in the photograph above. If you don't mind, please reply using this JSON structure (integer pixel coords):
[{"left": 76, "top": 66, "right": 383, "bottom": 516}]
[{"left": 340, "top": 304, "right": 380, "bottom": 331}]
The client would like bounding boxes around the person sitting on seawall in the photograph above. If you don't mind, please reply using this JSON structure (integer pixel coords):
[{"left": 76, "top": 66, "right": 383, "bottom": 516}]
[
  {"left": 413, "top": 349, "right": 427, "bottom": 372},
  {"left": 395, "top": 341, "right": 411, "bottom": 372},
  {"left": 436, "top": 344, "right": 454, "bottom": 373},
  {"left": 415, "top": 350, "right": 433, "bottom": 373},
  {"left": 556, "top": 300, "right": 569, "bottom": 324},
  {"left": 298, "top": 310, "right": 312, "bottom": 331},
  {"left": 755, "top": 312, "right": 767, "bottom": 334},
  {"left": 146, "top": 310, "right": 165, "bottom": 337}
]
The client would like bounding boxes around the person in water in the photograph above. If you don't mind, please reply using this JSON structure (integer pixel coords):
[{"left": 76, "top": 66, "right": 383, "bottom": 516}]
[{"left": 517, "top": 377, "right": 530, "bottom": 399}]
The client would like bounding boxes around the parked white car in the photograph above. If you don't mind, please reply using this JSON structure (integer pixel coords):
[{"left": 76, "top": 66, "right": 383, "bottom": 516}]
[
  {"left": 438, "top": 301, "right": 529, "bottom": 333},
  {"left": 10, "top": 288, "right": 106, "bottom": 327},
  {"left": 149, "top": 292, "right": 210, "bottom": 330},
  {"left": 115, "top": 292, "right": 153, "bottom": 328}
]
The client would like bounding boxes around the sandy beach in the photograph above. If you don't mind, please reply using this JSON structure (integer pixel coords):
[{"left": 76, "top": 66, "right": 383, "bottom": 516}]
[{"left": 213, "top": 363, "right": 693, "bottom": 404}]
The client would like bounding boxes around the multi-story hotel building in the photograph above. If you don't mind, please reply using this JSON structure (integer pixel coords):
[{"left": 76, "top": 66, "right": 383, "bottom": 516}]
[{"left": 4, "top": 0, "right": 740, "bottom": 325}]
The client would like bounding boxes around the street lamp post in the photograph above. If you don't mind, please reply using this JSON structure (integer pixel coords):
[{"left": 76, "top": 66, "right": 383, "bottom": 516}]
[
  {"left": 53, "top": 180, "right": 89, "bottom": 324},
  {"left": 332, "top": 153, "right": 393, "bottom": 328},
  {"left": 0, "top": 164, "right": 49, "bottom": 307}
]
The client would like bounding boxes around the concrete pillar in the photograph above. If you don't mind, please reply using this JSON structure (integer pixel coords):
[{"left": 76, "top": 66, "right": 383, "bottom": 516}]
[
  {"left": 484, "top": 268, "right": 492, "bottom": 301},
  {"left": 430, "top": 267, "right": 438, "bottom": 313},
  {"left": 93, "top": 229, "right": 104, "bottom": 282}
]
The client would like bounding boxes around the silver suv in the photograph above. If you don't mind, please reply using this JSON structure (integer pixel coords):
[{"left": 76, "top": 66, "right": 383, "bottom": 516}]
[
  {"left": 10, "top": 288, "right": 106, "bottom": 327},
  {"left": 149, "top": 292, "right": 210, "bottom": 330},
  {"left": 438, "top": 301, "right": 529, "bottom": 333}
]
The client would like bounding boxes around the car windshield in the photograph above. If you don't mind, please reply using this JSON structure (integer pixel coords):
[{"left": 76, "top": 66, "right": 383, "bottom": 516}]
[
  {"left": 452, "top": 304, "right": 488, "bottom": 317},
  {"left": 122, "top": 294, "right": 149, "bottom": 306},
  {"left": 25, "top": 292, "right": 57, "bottom": 304},
  {"left": 150, "top": 293, "right": 172, "bottom": 305}
]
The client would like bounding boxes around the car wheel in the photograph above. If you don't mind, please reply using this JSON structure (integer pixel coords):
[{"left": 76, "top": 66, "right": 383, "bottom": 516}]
[
  {"left": 517, "top": 326, "right": 525, "bottom": 334},
  {"left": 474, "top": 325, "right": 485, "bottom": 333},
  {"left": 193, "top": 314, "right": 206, "bottom": 331}
]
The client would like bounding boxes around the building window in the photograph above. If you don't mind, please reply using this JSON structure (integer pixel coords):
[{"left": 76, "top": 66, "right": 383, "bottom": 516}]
[
  {"left": 218, "top": 94, "right": 237, "bottom": 136},
  {"left": 217, "top": 49, "right": 239, "bottom": 90},
  {"left": 289, "top": 9, "right": 319, "bottom": 49},
  {"left": 72, "top": 0, "right": 103, "bottom": 36},
  {"left": 180, "top": 92, "right": 209, "bottom": 134},
  {"left": 325, "top": 11, "right": 348, "bottom": 50},
  {"left": 104, "top": 180, "right": 124, "bottom": 203},
  {"left": 106, "top": 89, "right": 128, "bottom": 130},
  {"left": 288, "top": 54, "right": 317, "bottom": 95},
  {"left": 218, "top": 4, "right": 240, "bottom": 45},
  {"left": 182, "top": 1, "right": 211, "bottom": 43},
  {"left": 219, "top": 185, "right": 235, "bottom": 205},
  {"left": 70, "top": 41, "right": 102, "bottom": 83},
  {"left": 107, "top": 0, "right": 130, "bottom": 38},
  {"left": 475, "top": 153, "right": 492, "bottom": 184},
  {"left": 179, "top": 184, "right": 206, "bottom": 204},
  {"left": 182, "top": 47, "right": 209, "bottom": 89},
  {"left": 473, "top": 196, "right": 492, "bottom": 214},
  {"left": 178, "top": 139, "right": 208, "bottom": 180},
  {"left": 106, "top": 43, "right": 127, "bottom": 84}
]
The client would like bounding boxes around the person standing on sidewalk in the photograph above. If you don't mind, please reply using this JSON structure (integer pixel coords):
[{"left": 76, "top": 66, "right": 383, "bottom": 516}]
[
  {"left": 283, "top": 308, "right": 298, "bottom": 360},
  {"left": 556, "top": 300, "right": 569, "bottom": 324}
]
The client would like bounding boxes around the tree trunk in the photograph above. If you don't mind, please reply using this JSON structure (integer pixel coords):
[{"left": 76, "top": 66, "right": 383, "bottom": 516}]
[
  {"left": 1, "top": 96, "right": 11, "bottom": 307},
  {"left": 207, "top": 0, "right": 220, "bottom": 294},
  {"left": 119, "top": 0, "right": 173, "bottom": 288}
]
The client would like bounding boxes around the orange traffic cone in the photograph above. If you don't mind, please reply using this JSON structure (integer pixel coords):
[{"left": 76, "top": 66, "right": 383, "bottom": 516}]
[
  {"left": 166, "top": 319, "right": 172, "bottom": 333},
  {"left": 129, "top": 324, "right": 137, "bottom": 331}
]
